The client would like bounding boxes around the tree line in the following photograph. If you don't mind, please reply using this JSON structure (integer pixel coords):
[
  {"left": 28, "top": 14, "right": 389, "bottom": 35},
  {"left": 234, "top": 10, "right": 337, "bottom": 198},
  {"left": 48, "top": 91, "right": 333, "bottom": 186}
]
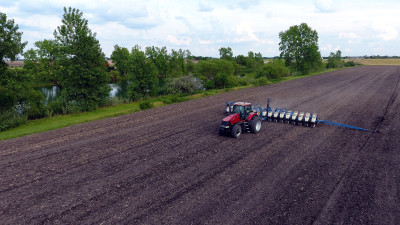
[{"left": 0, "top": 7, "right": 354, "bottom": 131}]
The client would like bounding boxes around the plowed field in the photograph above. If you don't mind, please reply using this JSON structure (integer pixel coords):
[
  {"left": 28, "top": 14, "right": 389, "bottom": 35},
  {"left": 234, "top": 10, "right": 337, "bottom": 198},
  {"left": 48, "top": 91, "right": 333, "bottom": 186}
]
[{"left": 1, "top": 66, "right": 399, "bottom": 224}]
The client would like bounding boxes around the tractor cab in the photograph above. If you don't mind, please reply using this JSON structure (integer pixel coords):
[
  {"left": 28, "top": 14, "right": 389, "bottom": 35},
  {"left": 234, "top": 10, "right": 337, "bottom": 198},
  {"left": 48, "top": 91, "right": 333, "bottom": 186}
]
[{"left": 232, "top": 103, "right": 252, "bottom": 120}]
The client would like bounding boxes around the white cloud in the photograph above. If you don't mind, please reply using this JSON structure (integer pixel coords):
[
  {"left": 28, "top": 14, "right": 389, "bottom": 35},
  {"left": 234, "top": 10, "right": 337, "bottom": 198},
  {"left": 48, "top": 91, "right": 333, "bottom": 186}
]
[
  {"left": 372, "top": 22, "right": 398, "bottom": 41},
  {"left": 199, "top": 40, "right": 213, "bottom": 45},
  {"left": 166, "top": 35, "right": 192, "bottom": 46},
  {"left": 198, "top": 1, "right": 213, "bottom": 12},
  {"left": 17, "top": 15, "right": 60, "bottom": 31},
  {"left": 321, "top": 44, "right": 340, "bottom": 53},
  {"left": 3, "top": 0, "right": 400, "bottom": 57},
  {"left": 313, "top": 0, "right": 337, "bottom": 13},
  {"left": 338, "top": 32, "right": 361, "bottom": 44},
  {"left": 338, "top": 33, "right": 358, "bottom": 39},
  {"left": 232, "top": 22, "right": 274, "bottom": 45}
]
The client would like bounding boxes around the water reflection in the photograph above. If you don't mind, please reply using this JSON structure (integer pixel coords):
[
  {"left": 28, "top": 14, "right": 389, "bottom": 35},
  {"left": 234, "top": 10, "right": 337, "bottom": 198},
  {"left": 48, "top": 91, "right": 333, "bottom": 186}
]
[
  {"left": 108, "top": 80, "right": 128, "bottom": 98},
  {"left": 38, "top": 80, "right": 129, "bottom": 104},
  {"left": 40, "top": 86, "right": 61, "bottom": 104}
]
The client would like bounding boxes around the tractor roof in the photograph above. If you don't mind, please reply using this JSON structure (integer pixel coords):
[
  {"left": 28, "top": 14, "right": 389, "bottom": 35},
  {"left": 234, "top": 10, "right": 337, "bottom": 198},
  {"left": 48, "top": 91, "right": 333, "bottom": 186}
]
[{"left": 234, "top": 102, "right": 252, "bottom": 106}]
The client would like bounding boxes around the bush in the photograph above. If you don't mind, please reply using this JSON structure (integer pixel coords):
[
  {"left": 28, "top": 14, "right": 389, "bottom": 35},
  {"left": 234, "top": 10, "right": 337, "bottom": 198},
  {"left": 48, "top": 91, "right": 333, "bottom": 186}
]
[
  {"left": 326, "top": 50, "right": 344, "bottom": 68},
  {"left": 238, "top": 76, "right": 249, "bottom": 86},
  {"left": 253, "top": 77, "right": 269, "bottom": 86},
  {"left": 107, "top": 70, "right": 121, "bottom": 83},
  {"left": 0, "top": 108, "right": 27, "bottom": 131},
  {"left": 139, "top": 101, "right": 154, "bottom": 110},
  {"left": 166, "top": 75, "right": 203, "bottom": 94},
  {"left": 226, "top": 75, "right": 239, "bottom": 88},
  {"left": 344, "top": 61, "right": 356, "bottom": 67},
  {"left": 225, "top": 75, "right": 249, "bottom": 87},
  {"left": 256, "top": 59, "right": 290, "bottom": 79},
  {"left": 0, "top": 87, "right": 18, "bottom": 110},
  {"left": 47, "top": 99, "right": 65, "bottom": 115},
  {"left": 204, "top": 79, "right": 215, "bottom": 90},
  {"left": 196, "top": 59, "right": 235, "bottom": 79},
  {"left": 22, "top": 88, "right": 46, "bottom": 119},
  {"left": 62, "top": 100, "right": 81, "bottom": 114},
  {"left": 214, "top": 72, "right": 229, "bottom": 88}
]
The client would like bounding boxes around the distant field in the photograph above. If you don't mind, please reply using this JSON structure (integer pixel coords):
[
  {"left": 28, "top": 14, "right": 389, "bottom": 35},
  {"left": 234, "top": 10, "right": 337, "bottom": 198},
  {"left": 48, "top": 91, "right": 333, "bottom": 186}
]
[
  {"left": 352, "top": 58, "right": 400, "bottom": 65},
  {"left": 5, "top": 60, "right": 24, "bottom": 67}
]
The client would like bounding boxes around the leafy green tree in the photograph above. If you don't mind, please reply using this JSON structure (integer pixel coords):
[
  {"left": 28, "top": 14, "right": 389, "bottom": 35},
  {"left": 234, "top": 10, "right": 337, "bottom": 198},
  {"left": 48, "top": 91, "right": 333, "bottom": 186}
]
[
  {"left": 145, "top": 46, "right": 169, "bottom": 80},
  {"left": 235, "top": 54, "right": 246, "bottom": 66},
  {"left": 0, "top": 12, "right": 38, "bottom": 130},
  {"left": 246, "top": 51, "right": 255, "bottom": 68},
  {"left": 127, "top": 45, "right": 158, "bottom": 100},
  {"left": 196, "top": 59, "right": 235, "bottom": 89},
  {"left": 254, "top": 52, "right": 264, "bottom": 66},
  {"left": 169, "top": 49, "right": 186, "bottom": 76},
  {"left": 256, "top": 59, "right": 290, "bottom": 79},
  {"left": 111, "top": 44, "right": 130, "bottom": 77},
  {"left": 24, "top": 39, "right": 61, "bottom": 84},
  {"left": 53, "top": 7, "right": 110, "bottom": 111},
  {"left": 0, "top": 12, "right": 27, "bottom": 72},
  {"left": 279, "top": 23, "right": 322, "bottom": 74},
  {"left": 219, "top": 47, "right": 233, "bottom": 61},
  {"left": 326, "top": 50, "right": 344, "bottom": 68}
]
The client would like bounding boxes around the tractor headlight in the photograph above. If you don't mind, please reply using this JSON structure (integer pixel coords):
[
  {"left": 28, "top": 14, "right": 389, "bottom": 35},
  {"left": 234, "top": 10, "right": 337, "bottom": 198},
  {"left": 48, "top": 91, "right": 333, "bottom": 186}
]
[{"left": 220, "top": 121, "right": 230, "bottom": 129}]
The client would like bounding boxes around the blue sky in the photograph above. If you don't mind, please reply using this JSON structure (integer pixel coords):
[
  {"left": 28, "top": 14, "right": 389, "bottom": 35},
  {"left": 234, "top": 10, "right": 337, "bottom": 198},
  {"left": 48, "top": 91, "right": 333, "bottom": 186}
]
[{"left": 1, "top": 0, "right": 399, "bottom": 57}]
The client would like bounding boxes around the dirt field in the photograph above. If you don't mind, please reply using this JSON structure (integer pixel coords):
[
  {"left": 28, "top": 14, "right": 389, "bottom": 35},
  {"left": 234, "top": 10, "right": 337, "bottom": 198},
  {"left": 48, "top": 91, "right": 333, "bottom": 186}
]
[
  {"left": 352, "top": 58, "right": 400, "bottom": 65},
  {"left": 1, "top": 66, "right": 399, "bottom": 224}
]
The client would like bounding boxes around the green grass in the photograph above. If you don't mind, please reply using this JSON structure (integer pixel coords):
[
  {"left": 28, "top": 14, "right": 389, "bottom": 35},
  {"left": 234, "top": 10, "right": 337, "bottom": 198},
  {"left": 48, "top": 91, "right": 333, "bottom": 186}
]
[
  {"left": 0, "top": 68, "right": 341, "bottom": 141},
  {"left": 0, "top": 102, "right": 140, "bottom": 140}
]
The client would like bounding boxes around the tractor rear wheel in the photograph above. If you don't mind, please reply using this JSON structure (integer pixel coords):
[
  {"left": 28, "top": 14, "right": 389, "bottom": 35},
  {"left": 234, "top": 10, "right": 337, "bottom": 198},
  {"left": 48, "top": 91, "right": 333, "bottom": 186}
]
[
  {"left": 231, "top": 124, "right": 242, "bottom": 138},
  {"left": 250, "top": 116, "right": 262, "bottom": 133}
]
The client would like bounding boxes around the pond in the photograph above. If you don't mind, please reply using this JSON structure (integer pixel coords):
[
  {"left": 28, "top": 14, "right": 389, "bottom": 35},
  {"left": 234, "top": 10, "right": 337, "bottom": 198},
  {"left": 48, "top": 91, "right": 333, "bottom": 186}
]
[{"left": 36, "top": 80, "right": 129, "bottom": 104}]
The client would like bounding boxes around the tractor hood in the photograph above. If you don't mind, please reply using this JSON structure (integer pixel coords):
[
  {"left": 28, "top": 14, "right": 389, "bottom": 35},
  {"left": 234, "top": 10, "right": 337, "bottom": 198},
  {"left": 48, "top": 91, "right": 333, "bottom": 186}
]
[{"left": 222, "top": 113, "right": 240, "bottom": 125}]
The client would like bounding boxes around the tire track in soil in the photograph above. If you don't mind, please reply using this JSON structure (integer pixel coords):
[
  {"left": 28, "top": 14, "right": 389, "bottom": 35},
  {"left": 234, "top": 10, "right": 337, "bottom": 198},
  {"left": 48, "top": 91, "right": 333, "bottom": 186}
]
[{"left": 1, "top": 66, "right": 400, "bottom": 224}]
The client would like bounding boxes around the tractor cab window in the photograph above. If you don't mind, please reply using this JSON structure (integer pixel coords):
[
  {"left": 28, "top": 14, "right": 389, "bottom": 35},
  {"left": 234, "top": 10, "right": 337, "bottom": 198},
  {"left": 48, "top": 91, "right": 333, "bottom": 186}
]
[
  {"left": 232, "top": 105, "right": 244, "bottom": 117},
  {"left": 233, "top": 105, "right": 251, "bottom": 119},
  {"left": 244, "top": 106, "right": 251, "bottom": 119},
  {"left": 244, "top": 106, "right": 251, "bottom": 114}
]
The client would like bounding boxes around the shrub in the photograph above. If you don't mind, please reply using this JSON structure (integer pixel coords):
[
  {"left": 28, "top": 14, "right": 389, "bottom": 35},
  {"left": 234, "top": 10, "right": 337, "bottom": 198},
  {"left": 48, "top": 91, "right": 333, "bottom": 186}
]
[
  {"left": 253, "top": 77, "right": 269, "bottom": 86},
  {"left": 0, "top": 108, "right": 27, "bottom": 131},
  {"left": 139, "top": 101, "right": 154, "bottom": 110},
  {"left": 166, "top": 75, "right": 203, "bottom": 94},
  {"left": 214, "top": 72, "right": 229, "bottom": 88},
  {"left": 226, "top": 75, "right": 239, "bottom": 88},
  {"left": 225, "top": 75, "right": 248, "bottom": 87},
  {"left": 196, "top": 59, "right": 235, "bottom": 79},
  {"left": 107, "top": 70, "right": 121, "bottom": 83},
  {"left": 62, "top": 101, "right": 81, "bottom": 114},
  {"left": 344, "top": 61, "right": 356, "bottom": 67},
  {"left": 326, "top": 50, "right": 344, "bottom": 68},
  {"left": 47, "top": 99, "right": 65, "bottom": 115},
  {"left": 256, "top": 59, "right": 290, "bottom": 79},
  {"left": 204, "top": 80, "right": 215, "bottom": 90},
  {"left": 22, "top": 88, "right": 46, "bottom": 119}
]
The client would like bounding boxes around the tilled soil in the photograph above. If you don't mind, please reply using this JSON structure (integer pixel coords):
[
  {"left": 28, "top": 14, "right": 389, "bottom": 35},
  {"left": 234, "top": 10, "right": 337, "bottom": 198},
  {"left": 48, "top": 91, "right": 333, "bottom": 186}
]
[{"left": 1, "top": 66, "right": 399, "bottom": 224}]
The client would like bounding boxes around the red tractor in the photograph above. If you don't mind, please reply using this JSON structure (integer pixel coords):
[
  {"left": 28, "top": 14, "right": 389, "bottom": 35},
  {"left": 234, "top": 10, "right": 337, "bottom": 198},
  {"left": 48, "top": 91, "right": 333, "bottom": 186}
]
[{"left": 219, "top": 102, "right": 262, "bottom": 138}]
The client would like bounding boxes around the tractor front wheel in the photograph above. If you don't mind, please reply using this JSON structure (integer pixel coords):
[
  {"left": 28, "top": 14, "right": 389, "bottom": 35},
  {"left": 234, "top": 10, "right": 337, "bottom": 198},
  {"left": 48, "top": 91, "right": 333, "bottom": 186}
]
[{"left": 231, "top": 124, "right": 242, "bottom": 138}]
